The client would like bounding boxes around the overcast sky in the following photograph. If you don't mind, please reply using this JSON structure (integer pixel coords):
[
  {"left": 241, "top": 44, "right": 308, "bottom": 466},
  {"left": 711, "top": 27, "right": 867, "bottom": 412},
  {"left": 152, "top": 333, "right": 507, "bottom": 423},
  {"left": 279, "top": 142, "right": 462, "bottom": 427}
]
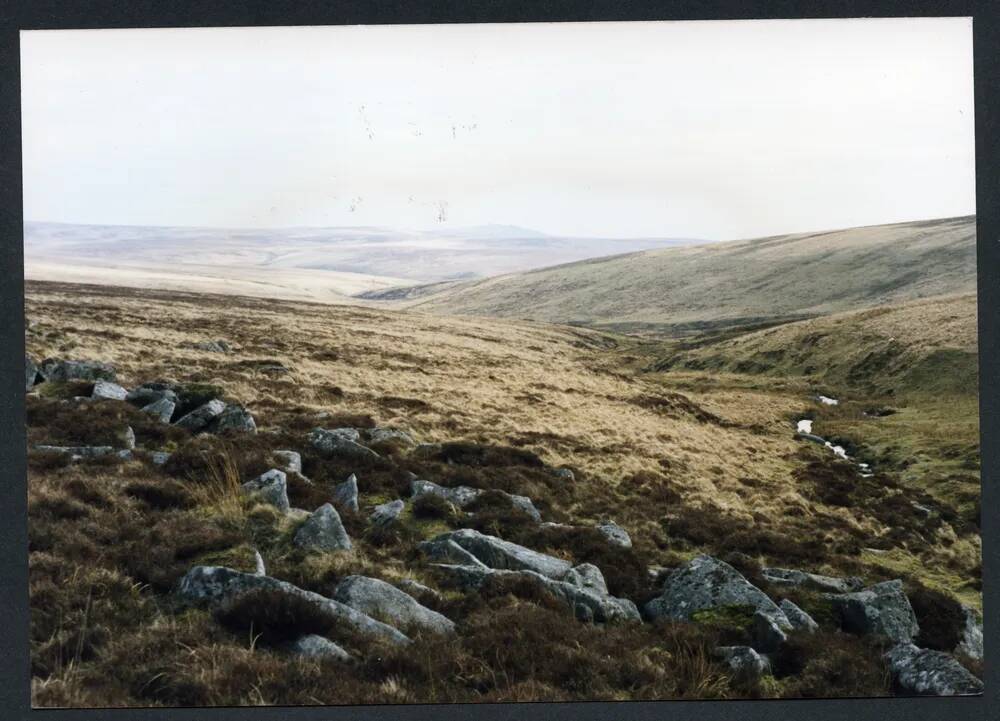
[{"left": 21, "top": 18, "right": 974, "bottom": 240}]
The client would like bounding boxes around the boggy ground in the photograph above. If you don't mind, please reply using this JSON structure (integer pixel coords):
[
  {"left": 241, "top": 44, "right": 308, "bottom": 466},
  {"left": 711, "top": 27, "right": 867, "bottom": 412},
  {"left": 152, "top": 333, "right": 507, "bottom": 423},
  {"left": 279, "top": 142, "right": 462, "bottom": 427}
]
[{"left": 24, "top": 280, "right": 981, "bottom": 706}]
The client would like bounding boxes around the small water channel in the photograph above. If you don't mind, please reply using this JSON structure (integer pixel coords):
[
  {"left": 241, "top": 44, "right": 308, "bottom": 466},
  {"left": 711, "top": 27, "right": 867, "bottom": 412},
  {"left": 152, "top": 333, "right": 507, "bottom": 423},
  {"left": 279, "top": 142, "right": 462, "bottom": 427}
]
[{"left": 796, "top": 396, "right": 873, "bottom": 477}]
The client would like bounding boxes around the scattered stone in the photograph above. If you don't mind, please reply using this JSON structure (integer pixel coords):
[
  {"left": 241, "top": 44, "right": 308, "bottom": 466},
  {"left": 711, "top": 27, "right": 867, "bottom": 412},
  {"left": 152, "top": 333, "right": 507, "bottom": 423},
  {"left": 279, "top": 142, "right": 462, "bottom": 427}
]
[
  {"left": 209, "top": 404, "right": 257, "bottom": 434},
  {"left": 294, "top": 503, "right": 352, "bottom": 551},
  {"left": 39, "top": 359, "right": 116, "bottom": 382},
  {"left": 644, "top": 555, "right": 790, "bottom": 628},
  {"left": 176, "top": 565, "right": 409, "bottom": 645},
  {"left": 564, "top": 562, "right": 608, "bottom": 595},
  {"left": 272, "top": 450, "right": 302, "bottom": 474},
  {"left": 371, "top": 500, "right": 405, "bottom": 527},
  {"left": 332, "top": 474, "right": 359, "bottom": 513},
  {"left": 779, "top": 599, "right": 819, "bottom": 632},
  {"left": 714, "top": 646, "right": 772, "bottom": 683},
  {"left": 309, "top": 428, "right": 380, "bottom": 461},
  {"left": 149, "top": 451, "right": 171, "bottom": 466},
  {"left": 554, "top": 467, "right": 575, "bottom": 481},
  {"left": 242, "top": 469, "right": 290, "bottom": 512},
  {"left": 117, "top": 426, "right": 136, "bottom": 450},
  {"left": 34, "top": 444, "right": 129, "bottom": 462},
  {"left": 428, "top": 529, "right": 573, "bottom": 580},
  {"left": 142, "top": 397, "right": 176, "bottom": 423},
  {"left": 396, "top": 579, "right": 441, "bottom": 602},
  {"left": 253, "top": 549, "right": 266, "bottom": 576},
  {"left": 885, "top": 643, "right": 983, "bottom": 696},
  {"left": 409, "top": 479, "right": 542, "bottom": 522},
  {"left": 91, "top": 380, "right": 128, "bottom": 401},
  {"left": 366, "top": 427, "right": 417, "bottom": 448},
  {"left": 752, "top": 610, "right": 789, "bottom": 652},
  {"left": 175, "top": 399, "right": 227, "bottom": 432},
  {"left": 596, "top": 520, "right": 632, "bottom": 549},
  {"left": 334, "top": 576, "right": 455, "bottom": 635},
  {"left": 25, "top": 355, "right": 39, "bottom": 391},
  {"left": 762, "top": 567, "right": 863, "bottom": 594},
  {"left": 127, "top": 382, "right": 178, "bottom": 407},
  {"left": 826, "top": 579, "right": 919, "bottom": 643},
  {"left": 191, "top": 340, "right": 231, "bottom": 353},
  {"left": 287, "top": 634, "right": 352, "bottom": 662},
  {"left": 418, "top": 537, "right": 491, "bottom": 568},
  {"left": 956, "top": 606, "right": 983, "bottom": 660}
]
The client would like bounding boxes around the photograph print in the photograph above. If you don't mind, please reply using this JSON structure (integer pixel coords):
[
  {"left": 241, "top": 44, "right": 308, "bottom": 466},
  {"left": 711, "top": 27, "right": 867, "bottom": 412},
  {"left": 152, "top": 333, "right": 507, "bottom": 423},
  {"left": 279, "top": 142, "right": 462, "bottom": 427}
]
[{"left": 21, "top": 17, "right": 982, "bottom": 707}]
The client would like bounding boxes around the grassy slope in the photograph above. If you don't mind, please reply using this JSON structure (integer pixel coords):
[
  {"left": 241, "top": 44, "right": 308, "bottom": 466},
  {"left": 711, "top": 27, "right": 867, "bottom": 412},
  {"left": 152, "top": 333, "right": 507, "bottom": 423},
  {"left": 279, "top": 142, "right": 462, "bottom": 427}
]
[
  {"left": 397, "top": 217, "right": 976, "bottom": 335},
  {"left": 25, "top": 281, "right": 980, "bottom": 706}
]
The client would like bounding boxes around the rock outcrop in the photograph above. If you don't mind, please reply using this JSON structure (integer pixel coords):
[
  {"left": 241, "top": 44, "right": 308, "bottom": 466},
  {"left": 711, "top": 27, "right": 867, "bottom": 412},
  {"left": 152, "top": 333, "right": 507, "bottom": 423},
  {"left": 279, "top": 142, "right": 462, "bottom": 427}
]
[
  {"left": 779, "top": 599, "right": 819, "bottom": 632},
  {"left": 142, "top": 397, "right": 176, "bottom": 423},
  {"left": 39, "top": 359, "right": 116, "bottom": 382},
  {"left": 242, "top": 469, "right": 290, "bottom": 512},
  {"left": 310, "top": 428, "right": 380, "bottom": 461},
  {"left": 410, "top": 480, "right": 542, "bottom": 522},
  {"left": 334, "top": 575, "right": 455, "bottom": 635},
  {"left": 287, "top": 634, "right": 352, "bottom": 662},
  {"left": 294, "top": 504, "right": 352, "bottom": 551},
  {"left": 596, "top": 520, "right": 632, "bottom": 549},
  {"left": 209, "top": 404, "right": 257, "bottom": 434},
  {"left": 884, "top": 643, "right": 983, "bottom": 695},
  {"left": 762, "top": 567, "right": 863, "bottom": 594},
  {"left": 826, "top": 579, "right": 918, "bottom": 643},
  {"left": 176, "top": 565, "right": 409, "bottom": 645},
  {"left": 714, "top": 646, "right": 771, "bottom": 683},
  {"left": 332, "top": 474, "right": 359, "bottom": 513},
  {"left": 175, "top": 399, "right": 227, "bottom": 432},
  {"left": 92, "top": 380, "right": 129, "bottom": 401},
  {"left": 273, "top": 450, "right": 302, "bottom": 474},
  {"left": 371, "top": 500, "right": 405, "bottom": 526}
]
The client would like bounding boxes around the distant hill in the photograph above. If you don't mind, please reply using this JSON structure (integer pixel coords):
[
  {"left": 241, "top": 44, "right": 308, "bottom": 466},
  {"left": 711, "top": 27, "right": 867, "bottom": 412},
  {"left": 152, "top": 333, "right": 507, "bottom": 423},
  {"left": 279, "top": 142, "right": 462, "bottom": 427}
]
[
  {"left": 23, "top": 221, "right": 695, "bottom": 287},
  {"left": 392, "top": 217, "right": 977, "bottom": 336}
]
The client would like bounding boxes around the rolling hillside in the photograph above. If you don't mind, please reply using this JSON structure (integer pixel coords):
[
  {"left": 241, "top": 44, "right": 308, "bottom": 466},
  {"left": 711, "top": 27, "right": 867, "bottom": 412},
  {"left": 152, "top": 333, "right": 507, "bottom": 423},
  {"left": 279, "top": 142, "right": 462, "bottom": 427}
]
[{"left": 391, "top": 217, "right": 976, "bottom": 336}]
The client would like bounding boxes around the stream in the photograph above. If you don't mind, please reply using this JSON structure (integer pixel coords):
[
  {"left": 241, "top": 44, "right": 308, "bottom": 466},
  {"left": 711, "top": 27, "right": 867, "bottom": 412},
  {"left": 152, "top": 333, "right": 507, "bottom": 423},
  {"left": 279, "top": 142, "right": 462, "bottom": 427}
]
[{"left": 795, "top": 396, "right": 873, "bottom": 478}]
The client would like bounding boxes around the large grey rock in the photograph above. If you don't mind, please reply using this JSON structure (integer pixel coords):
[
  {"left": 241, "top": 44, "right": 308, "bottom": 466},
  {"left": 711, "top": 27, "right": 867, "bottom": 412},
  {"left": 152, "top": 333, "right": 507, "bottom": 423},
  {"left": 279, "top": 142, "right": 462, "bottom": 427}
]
[
  {"left": 410, "top": 479, "right": 541, "bottom": 522},
  {"left": 273, "top": 450, "right": 302, "bottom": 474},
  {"left": 334, "top": 576, "right": 454, "bottom": 635},
  {"left": 752, "top": 610, "right": 789, "bottom": 652},
  {"left": 596, "top": 520, "right": 632, "bottom": 549},
  {"left": 287, "top": 634, "right": 352, "bottom": 662},
  {"left": 332, "top": 474, "right": 359, "bottom": 513},
  {"left": 127, "top": 382, "right": 178, "bottom": 407},
  {"left": 371, "top": 499, "right": 405, "bottom": 527},
  {"left": 564, "top": 563, "right": 608, "bottom": 596},
  {"left": 176, "top": 565, "right": 409, "bottom": 645},
  {"left": 713, "top": 646, "right": 771, "bottom": 683},
  {"left": 142, "top": 397, "right": 176, "bottom": 424},
  {"left": 826, "top": 579, "right": 918, "bottom": 643},
  {"left": 25, "top": 355, "right": 39, "bottom": 391},
  {"left": 762, "top": 567, "right": 863, "bottom": 594},
  {"left": 310, "top": 428, "right": 380, "bottom": 461},
  {"left": 366, "top": 427, "right": 417, "bottom": 448},
  {"left": 39, "top": 359, "right": 116, "bottom": 382},
  {"left": 294, "top": 503, "right": 352, "bottom": 551},
  {"left": 418, "top": 537, "right": 491, "bottom": 568},
  {"left": 209, "top": 404, "right": 257, "bottom": 434},
  {"left": 780, "top": 598, "right": 819, "bottom": 632},
  {"left": 644, "top": 555, "right": 790, "bottom": 628},
  {"left": 34, "top": 444, "right": 132, "bottom": 462},
  {"left": 885, "top": 643, "right": 983, "bottom": 696},
  {"left": 429, "top": 529, "right": 573, "bottom": 579},
  {"left": 957, "top": 606, "right": 983, "bottom": 660},
  {"left": 91, "top": 380, "right": 128, "bottom": 401},
  {"left": 431, "top": 564, "right": 640, "bottom": 624},
  {"left": 242, "top": 469, "right": 290, "bottom": 512},
  {"left": 175, "top": 399, "right": 227, "bottom": 432}
]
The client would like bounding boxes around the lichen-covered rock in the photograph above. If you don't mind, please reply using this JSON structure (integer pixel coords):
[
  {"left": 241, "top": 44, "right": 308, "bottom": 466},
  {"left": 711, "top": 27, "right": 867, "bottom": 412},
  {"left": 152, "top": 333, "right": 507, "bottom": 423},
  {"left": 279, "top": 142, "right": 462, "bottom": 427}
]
[
  {"left": 371, "top": 499, "right": 405, "bottom": 527},
  {"left": 752, "top": 610, "right": 789, "bottom": 652},
  {"left": 209, "top": 404, "right": 257, "bottom": 434},
  {"left": 957, "top": 606, "right": 983, "bottom": 660},
  {"left": 141, "top": 397, "right": 176, "bottom": 423},
  {"left": 762, "top": 567, "right": 863, "bottom": 594},
  {"left": 596, "top": 520, "right": 632, "bottom": 549},
  {"left": 287, "top": 634, "right": 352, "bottom": 662},
  {"left": 429, "top": 529, "right": 573, "bottom": 580},
  {"left": 332, "top": 474, "right": 359, "bottom": 513},
  {"left": 127, "top": 382, "right": 178, "bottom": 407},
  {"left": 25, "top": 355, "right": 39, "bottom": 391},
  {"left": 91, "top": 380, "right": 129, "bottom": 401},
  {"left": 644, "top": 555, "right": 789, "bottom": 627},
  {"left": 272, "top": 450, "right": 302, "bottom": 474},
  {"left": 294, "top": 503, "right": 352, "bottom": 551},
  {"left": 713, "top": 646, "right": 771, "bottom": 683},
  {"left": 396, "top": 578, "right": 441, "bottom": 602},
  {"left": 242, "top": 469, "right": 290, "bottom": 512},
  {"left": 564, "top": 563, "right": 608, "bottom": 595},
  {"left": 365, "top": 427, "right": 417, "bottom": 448},
  {"left": 826, "top": 579, "right": 918, "bottom": 643},
  {"left": 418, "top": 537, "right": 490, "bottom": 568},
  {"left": 175, "top": 399, "right": 227, "bottom": 432},
  {"left": 34, "top": 444, "right": 131, "bottom": 462},
  {"left": 39, "top": 359, "right": 116, "bottom": 382},
  {"left": 885, "top": 643, "right": 983, "bottom": 696},
  {"left": 334, "top": 576, "right": 455, "bottom": 635},
  {"left": 410, "top": 479, "right": 541, "bottom": 521},
  {"left": 176, "top": 565, "right": 409, "bottom": 645},
  {"left": 309, "top": 428, "right": 380, "bottom": 461},
  {"left": 780, "top": 598, "right": 819, "bottom": 632}
]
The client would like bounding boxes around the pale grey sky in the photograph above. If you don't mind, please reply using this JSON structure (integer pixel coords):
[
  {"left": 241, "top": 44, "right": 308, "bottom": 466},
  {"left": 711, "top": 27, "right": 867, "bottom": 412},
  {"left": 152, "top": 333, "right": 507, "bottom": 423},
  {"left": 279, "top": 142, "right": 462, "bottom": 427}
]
[{"left": 21, "top": 18, "right": 975, "bottom": 240}]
